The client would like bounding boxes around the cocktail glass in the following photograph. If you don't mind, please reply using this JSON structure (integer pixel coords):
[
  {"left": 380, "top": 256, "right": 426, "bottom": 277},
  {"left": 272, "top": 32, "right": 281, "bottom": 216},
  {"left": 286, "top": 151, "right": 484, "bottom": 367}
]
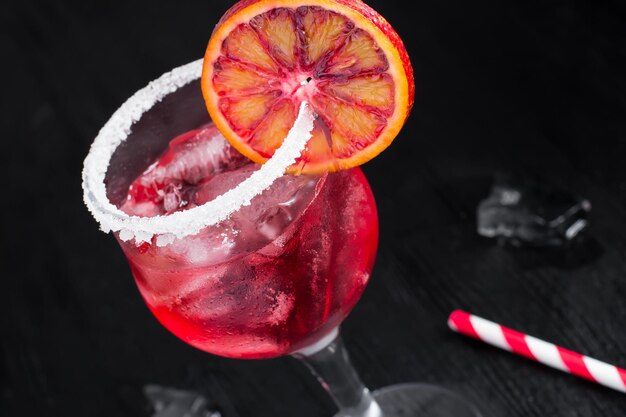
[{"left": 83, "top": 60, "right": 481, "bottom": 417}]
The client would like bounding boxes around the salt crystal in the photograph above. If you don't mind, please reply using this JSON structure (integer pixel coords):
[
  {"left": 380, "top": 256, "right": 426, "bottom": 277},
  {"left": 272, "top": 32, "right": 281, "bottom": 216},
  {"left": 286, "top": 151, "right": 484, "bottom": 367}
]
[
  {"left": 156, "top": 233, "right": 176, "bottom": 247},
  {"left": 119, "top": 229, "right": 133, "bottom": 242},
  {"left": 82, "top": 59, "right": 316, "bottom": 246}
]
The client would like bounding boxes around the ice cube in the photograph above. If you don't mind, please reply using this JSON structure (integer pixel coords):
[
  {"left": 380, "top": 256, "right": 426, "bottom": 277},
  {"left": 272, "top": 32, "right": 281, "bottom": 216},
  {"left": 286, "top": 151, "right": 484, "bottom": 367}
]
[
  {"left": 121, "top": 125, "right": 248, "bottom": 214},
  {"left": 195, "top": 165, "right": 320, "bottom": 250},
  {"left": 165, "top": 226, "right": 237, "bottom": 266},
  {"left": 193, "top": 165, "right": 258, "bottom": 206},
  {"left": 183, "top": 262, "right": 255, "bottom": 321},
  {"left": 162, "top": 182, "right": 184, "bottom": 212},
  {"left": 242, "top": 175, "right": 318, "bottom": 228},
  {"left": 257, "top": 206, "right": 293, "bottom": 240},
  {"left": 477, "top": 173, "right": 591, "bottom": 247},
  {"left": 154, "top": 124, "right": 247, "bottom": 186},
  {"left": 144, "top": 385, "right": 221, "bottom": 417}
]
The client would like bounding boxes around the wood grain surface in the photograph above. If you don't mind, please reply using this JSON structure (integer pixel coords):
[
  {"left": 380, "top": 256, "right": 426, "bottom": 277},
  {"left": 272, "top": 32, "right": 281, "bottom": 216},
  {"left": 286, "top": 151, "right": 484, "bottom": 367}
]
[{"left": 3, "top": 1, "right": 626, "bottom": 416}]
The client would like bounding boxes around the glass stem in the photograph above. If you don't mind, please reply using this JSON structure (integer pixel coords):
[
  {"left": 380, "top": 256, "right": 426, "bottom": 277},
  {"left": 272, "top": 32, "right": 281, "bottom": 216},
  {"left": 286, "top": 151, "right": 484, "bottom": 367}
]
[{"left": 293, "top": 329, "right": 382, "bottom": 417}]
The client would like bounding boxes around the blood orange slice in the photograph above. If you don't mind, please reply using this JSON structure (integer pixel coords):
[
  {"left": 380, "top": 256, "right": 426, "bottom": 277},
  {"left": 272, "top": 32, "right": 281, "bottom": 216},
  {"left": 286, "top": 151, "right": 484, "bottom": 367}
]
[{"left": 202, "top": 0, "right": 414, "bottom": 173}]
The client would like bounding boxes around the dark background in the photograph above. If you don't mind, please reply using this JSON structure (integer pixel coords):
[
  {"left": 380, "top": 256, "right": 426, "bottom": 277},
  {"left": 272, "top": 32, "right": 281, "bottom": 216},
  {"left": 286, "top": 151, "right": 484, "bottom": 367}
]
[{"left": 4, "top": 0, "right": 626, "bottom": 416}]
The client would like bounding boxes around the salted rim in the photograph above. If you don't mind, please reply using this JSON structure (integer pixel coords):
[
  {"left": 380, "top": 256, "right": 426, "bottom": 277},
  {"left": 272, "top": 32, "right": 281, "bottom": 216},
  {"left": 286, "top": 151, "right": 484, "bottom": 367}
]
[{"left": 82, "top": 59, "right": 315, "bottom": 246}]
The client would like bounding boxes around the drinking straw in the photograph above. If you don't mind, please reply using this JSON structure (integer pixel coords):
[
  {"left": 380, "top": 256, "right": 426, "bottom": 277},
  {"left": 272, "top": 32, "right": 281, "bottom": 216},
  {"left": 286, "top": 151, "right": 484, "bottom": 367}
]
[{"left": 448, "top": 310, "right": 626, "bottom": 393}]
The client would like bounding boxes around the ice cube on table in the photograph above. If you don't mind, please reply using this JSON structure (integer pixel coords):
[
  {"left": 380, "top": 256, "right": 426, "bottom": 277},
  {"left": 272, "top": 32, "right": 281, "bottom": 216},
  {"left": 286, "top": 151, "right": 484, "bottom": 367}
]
[
  {"left": 144, "top": 385, "right": 221, "bottom": 417},
  {"left": 477, "top": 173, "right": 591, "bottom": 247}
]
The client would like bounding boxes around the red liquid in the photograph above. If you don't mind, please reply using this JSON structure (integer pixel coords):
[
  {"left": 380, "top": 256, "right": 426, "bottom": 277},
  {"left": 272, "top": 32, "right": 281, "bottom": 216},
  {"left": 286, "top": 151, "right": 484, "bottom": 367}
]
[{"left": 117, "top": 125, "right": 378, "bottom": 359}]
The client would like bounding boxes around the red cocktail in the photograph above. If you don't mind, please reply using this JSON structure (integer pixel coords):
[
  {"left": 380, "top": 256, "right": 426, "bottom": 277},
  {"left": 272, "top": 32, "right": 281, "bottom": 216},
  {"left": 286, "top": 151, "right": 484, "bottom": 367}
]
[{"left": 117, "top": 124, "right": 378, "bottom": 358}]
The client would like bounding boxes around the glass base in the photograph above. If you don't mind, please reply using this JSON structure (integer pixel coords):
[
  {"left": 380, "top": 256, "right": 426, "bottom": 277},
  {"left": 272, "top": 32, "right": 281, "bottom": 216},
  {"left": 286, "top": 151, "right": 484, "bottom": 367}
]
[{"left": 335, "top": 383, "right": 482, "bottom": 417}]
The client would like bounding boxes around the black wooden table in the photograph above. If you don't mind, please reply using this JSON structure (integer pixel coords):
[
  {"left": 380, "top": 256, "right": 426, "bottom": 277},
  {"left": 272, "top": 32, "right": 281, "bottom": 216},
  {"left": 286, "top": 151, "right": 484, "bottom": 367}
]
[{"left": 4, "top": 1, "right": 626, "bottom": 416}]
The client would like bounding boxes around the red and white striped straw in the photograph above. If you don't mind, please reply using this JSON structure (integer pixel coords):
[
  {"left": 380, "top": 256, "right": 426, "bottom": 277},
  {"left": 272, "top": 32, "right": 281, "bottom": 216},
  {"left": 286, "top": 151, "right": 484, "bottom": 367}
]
[{"left": 448, "top": 310, "right": 626, "bottom": 393}]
